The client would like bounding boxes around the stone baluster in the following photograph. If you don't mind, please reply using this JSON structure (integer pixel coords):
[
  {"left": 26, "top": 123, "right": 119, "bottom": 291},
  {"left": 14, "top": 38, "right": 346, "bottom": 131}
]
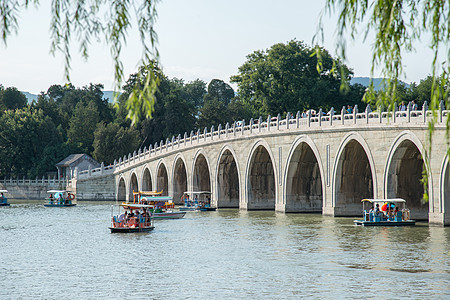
[
  {"left": 197, "top": 129, "right": 200, "bottom": 142},
  {"left": 250, "top": 118, "right": 253, "bottom": 134},
  {"left": 259, "top": 116, "right": 263, "bottom": 132},
  {"left": 407, "top": 101, "right": 411, "bottom": 123},
  {"left": 296, "top": 111, "right": 300, "bottom": 128},
  {"left": 353, "top": 104, "right": 358, "bottom": 124},
  {"left": 242, "top": 119, "right": 245, "bottom": 135},
  {"left": 307, "top": 110, "right": 311, "bottom": 127},
  {"left": 318, "top": 109, "right": 322, "bottom": 126},
  {"left": 178, "top": 134, "right": 181, "bottom": 148},
  {"left": 101, "top": 162, "right": 104, "bottom": 175},
  {"left": 149, "top": 144, "right": 152, "bottom": 155},
  {"left": 423, "top": 101, "right": 428, "bottom": 123},
  {"left": 190, "top": 131, "right": 194, "bottom": 144},
  {"left": 277, "top": 113, "right": 281, "bottom": 130},
  {"left": 439, "top": 100, "right": 444, "bottom": 123},
  {"left": 341, "top": 106, "right": 345, "bottom": 125},
  {"left": 365, "top": 104, "right": 371, "bottom": 124},
  {"left": 393, "top": 102, "right": 398, "bottom": 123},
  {"left": 286, "top": 112, "right": 290, "bottom": 129},
  {"left": 233, "top": 122, "right": 236, "bottom": 136},
  {"left": 329, "top": 107, "right": 334, "bottom": 126},
  {"left": 218, "top": 124, "right": 222, "bottom": 138},
  {"left": 225, "top": 123, "right": 229, "bottom": 137},
  {"left": 211, "top": 125, "right": 214, "bottom": 140},
  {"left": 184, "top": 132, "right": 187, "bottom": 145},
  {"left": 267, "top": 115, "right": 271, "bottom": 131}
]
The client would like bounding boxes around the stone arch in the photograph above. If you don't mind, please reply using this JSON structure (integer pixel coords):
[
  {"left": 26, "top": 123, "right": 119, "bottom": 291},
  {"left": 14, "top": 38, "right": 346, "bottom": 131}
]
[
  {"left": 385, "top": 132, "right": 430, "bottom": 220},
  {"left": 192, "top": 151, "right": 211, "bottom": 193},
  {"left": 246, "top": 140, "right": 277, "bottom": 210},
  {"left": 117, "top": 176, "right": 126, "bottom": 202},
  {"left": 216, "top": 146, "right": 240, "bottom": 208},
  {"left": 333, "top": 133, "right": 375, "bottom": 216},
  {"left": 141, "top": 166, "right": 153, "bottom": 191},
  {"left": 173, "top": 155, "right": 188, "bottom": 204},
  {"left": 157, "top": 161, "right": 169, "bottom": 196},
  {"left": 284, "top": 136, "right": 324, "bottom": 212},
  {"left": 129, "top": 172, "right": 139, "bottom": 201},
  {"left": 440, "top": 154, "right": 450, "bottom": 224}
]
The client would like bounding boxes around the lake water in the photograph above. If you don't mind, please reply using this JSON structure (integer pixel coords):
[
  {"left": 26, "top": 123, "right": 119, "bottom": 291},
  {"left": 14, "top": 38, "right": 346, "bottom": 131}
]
[{"left": 0, "top": 200, "right": 449, "bottom": 299}]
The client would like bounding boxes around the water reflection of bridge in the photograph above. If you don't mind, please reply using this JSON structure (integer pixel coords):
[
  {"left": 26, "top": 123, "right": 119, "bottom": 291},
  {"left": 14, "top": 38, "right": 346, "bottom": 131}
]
[{"left": 75, "top": 105, "right": 450, "bottom": 225}]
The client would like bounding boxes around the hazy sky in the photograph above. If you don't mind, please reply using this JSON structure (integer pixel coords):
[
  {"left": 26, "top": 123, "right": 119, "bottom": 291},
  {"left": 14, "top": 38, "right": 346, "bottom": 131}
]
[{"left": 0, "top": 0, "right": 438, "bottom": 94}]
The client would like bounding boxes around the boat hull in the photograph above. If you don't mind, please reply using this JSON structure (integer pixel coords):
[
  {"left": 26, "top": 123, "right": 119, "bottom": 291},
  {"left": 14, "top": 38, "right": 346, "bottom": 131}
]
[
  {"left": 179, "top": 207, "right": 198, "bottom": 211},
  {"left": 152, "top": 211, "right": 186, "bottom": 219},
  {"left": 0, "top": 203, "right": 10, "bottom": 206},
  {"left": 200, "top": 207, "right": 216, "bottom": 211},
  {"left": 44, "top": 204, "right": 77, "bottom": 207},
  {"left": 109, "top": 226, "right": 155, "bottom": 233},
  {"left": 354, "top": 220, "right": 416, "bottom": 226}
]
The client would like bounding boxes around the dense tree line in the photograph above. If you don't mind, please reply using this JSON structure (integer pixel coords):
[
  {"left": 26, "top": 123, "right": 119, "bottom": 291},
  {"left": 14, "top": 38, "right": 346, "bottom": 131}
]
[{"left": 0, "top": 41, "right": 434, "bottom": 178}]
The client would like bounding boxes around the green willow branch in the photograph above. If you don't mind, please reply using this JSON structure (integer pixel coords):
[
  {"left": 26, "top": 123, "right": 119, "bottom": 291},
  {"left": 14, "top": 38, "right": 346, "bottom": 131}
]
[
  {"left": 1, "top": 0, "right": 160, "bottom": 125},
  {"left": 316, "top": 0, "right": 450, "bottom": 204}
]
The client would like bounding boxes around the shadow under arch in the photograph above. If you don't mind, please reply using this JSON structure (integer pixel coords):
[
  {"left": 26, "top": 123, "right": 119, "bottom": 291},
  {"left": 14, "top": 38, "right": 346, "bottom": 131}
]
[
  {"left": 192, "top": 151, "right": 211, "bottom": 193},
  {"left": 385, "top": 132, "right": 430, "bottom": 220},
  {"left": 141, "top": 167, "right": 153, "bottom": 191},
  {"left": 117, "top": 176, "right": 126, "bottom": 202},
  {"left": 157, "top": 161, "right": 169, "bottom": 196},
  {"left": 440, "top": 154, "right": 450, "bottom": 224},
  {"left": 216, "top": 146, "right": 240, "bottom": 208},
  {"left": 284, "top": 136, "right": 324, "bottom": 213},
  {"left": 246, "top": 140, "right": 276, "bottom": 210},
  {"left": 333, "top": 133, "right": 375, "bottom": 216},
  {"left": 129, "top": 172, "right": 139, "bottom": 201},
  {"left": 173, "top": 156, "right": 188, "bottom": 204}
]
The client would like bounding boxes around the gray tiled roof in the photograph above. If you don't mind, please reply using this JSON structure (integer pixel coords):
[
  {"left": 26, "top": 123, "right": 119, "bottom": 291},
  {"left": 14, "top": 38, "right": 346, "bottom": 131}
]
[{"left": 56, "top": 154, "right": 90, "bottom": 167}]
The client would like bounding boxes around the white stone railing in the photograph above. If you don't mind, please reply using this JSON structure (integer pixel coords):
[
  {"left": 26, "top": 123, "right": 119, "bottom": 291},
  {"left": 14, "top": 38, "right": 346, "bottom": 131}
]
[
  {"left": 0, "top": 176, "right": 68, "bottom": 186},
  {"left": 77, "top": 102, "right": 449, "bottom": 178}
]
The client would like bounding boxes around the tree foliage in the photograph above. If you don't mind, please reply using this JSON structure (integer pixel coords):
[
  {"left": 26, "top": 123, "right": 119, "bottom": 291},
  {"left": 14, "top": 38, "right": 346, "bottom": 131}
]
[{"left": 231, "top": 40, "right": 359, "bottom": 116}]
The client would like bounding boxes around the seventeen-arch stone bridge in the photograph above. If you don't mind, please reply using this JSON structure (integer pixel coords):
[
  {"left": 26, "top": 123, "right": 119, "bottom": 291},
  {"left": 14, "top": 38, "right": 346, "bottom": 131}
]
[{"left": 74, "top": 105, "right": 450, "bottom": 225}]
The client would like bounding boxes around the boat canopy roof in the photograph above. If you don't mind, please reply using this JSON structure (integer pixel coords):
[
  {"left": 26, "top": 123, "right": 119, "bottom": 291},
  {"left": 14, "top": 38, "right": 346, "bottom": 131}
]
[
  {"left": 361, "top": 198, "right": 406, "bottom": 203},
  {"left": 0, "top": 189, "right": 8, "bottom": 193},
  {"left": 141, "top": 196, "right": 172, "bottom": 202},
  {"left": 133, "top": 190, "right": 162, "bottom": 196},
  {"left": 47, "top": 190, "right": 67, "bottom": 193},
  {"left": 120, "top": 203, "right": 154, "bottom": 208},
  {"left": 183, "top": 191, "right": 211, "bottom": 195}
]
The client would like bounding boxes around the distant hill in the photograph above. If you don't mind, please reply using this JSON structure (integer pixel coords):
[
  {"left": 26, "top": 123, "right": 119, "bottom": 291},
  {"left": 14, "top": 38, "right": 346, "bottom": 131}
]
[
  {"left": 22, "top": 91, "right": 39, "bottom": 103},
  {"left": 22, "top": 90, "right": 117, "bottom": 104},
  {"left": 350, "top": 77, "right": 410, "bottom": 90}
]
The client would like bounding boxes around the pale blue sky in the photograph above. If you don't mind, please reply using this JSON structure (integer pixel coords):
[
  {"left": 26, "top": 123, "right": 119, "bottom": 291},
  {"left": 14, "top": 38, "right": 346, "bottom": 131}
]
[{"left": 0, "top": 0, "right": 437, "bottom": 94}]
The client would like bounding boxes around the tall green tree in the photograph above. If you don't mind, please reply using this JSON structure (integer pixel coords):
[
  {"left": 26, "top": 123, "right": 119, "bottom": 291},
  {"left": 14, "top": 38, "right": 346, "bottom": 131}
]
[
  {"left": 0, "top": 86, "right": 27, "bottom": 111},
  {"left": 93, "top": 122, "right": 140, "bottom": 164},
  {"left": 67, "top": 101, "right": 100, "bottom": 153},
  {"left": 0, "top": 108, "right": 62, "bottom": 177},
  {"left": 231, "top": 40, "right": 352, "bottom": 116}
]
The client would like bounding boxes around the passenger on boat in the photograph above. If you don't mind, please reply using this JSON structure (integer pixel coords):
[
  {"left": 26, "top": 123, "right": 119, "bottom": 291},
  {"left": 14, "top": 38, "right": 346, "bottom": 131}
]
[{"left": 0, "top": 192, "right": 5, "bottom": 203}]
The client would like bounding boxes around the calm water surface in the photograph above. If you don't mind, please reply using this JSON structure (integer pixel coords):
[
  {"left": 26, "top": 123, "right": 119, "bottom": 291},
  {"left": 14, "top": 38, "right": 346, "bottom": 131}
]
[{"left": 0, "top": 200, "right": 449, "bottom": 299}]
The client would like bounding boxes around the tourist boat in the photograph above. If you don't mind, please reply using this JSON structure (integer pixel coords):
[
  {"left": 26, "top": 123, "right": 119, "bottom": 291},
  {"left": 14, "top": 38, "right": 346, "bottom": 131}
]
[
  {"left": 180, "top": 191, "right": 216, "bottom": 211},
  {"left": 354, "top": 198, "right": 415, "bottom": 226},
  {"left": 132, "top": 191, "right": 186, "bottom": 219},
  {"left": 0, "top": 190, "right": 10, "bottom": 206},
  {"left": 109, "top": 203, "right": 154, "bottom": 233},
  {"left": 44, "top": 190, "right": 77, "bottom": 207}
]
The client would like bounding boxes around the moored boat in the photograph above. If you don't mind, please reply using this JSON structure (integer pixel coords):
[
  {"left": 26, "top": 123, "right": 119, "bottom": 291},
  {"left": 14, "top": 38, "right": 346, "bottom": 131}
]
[
  {"left": 0, "top": 190, "right": 10, "bottom": 206},
  {"left": 132, "top": 191, "right": 186, "bottom": 219},
  {"left": 180, "top": 191, "right": 216, "bottom": 211},
  {"left": 44, "top": 190, "right": 77, "bottom": 207},
  {"left": 354, "top": 198, "right": 415, "bottom": 226},
  {"left": 109, "top": 203, "right": 154, "bottom": 233}
]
